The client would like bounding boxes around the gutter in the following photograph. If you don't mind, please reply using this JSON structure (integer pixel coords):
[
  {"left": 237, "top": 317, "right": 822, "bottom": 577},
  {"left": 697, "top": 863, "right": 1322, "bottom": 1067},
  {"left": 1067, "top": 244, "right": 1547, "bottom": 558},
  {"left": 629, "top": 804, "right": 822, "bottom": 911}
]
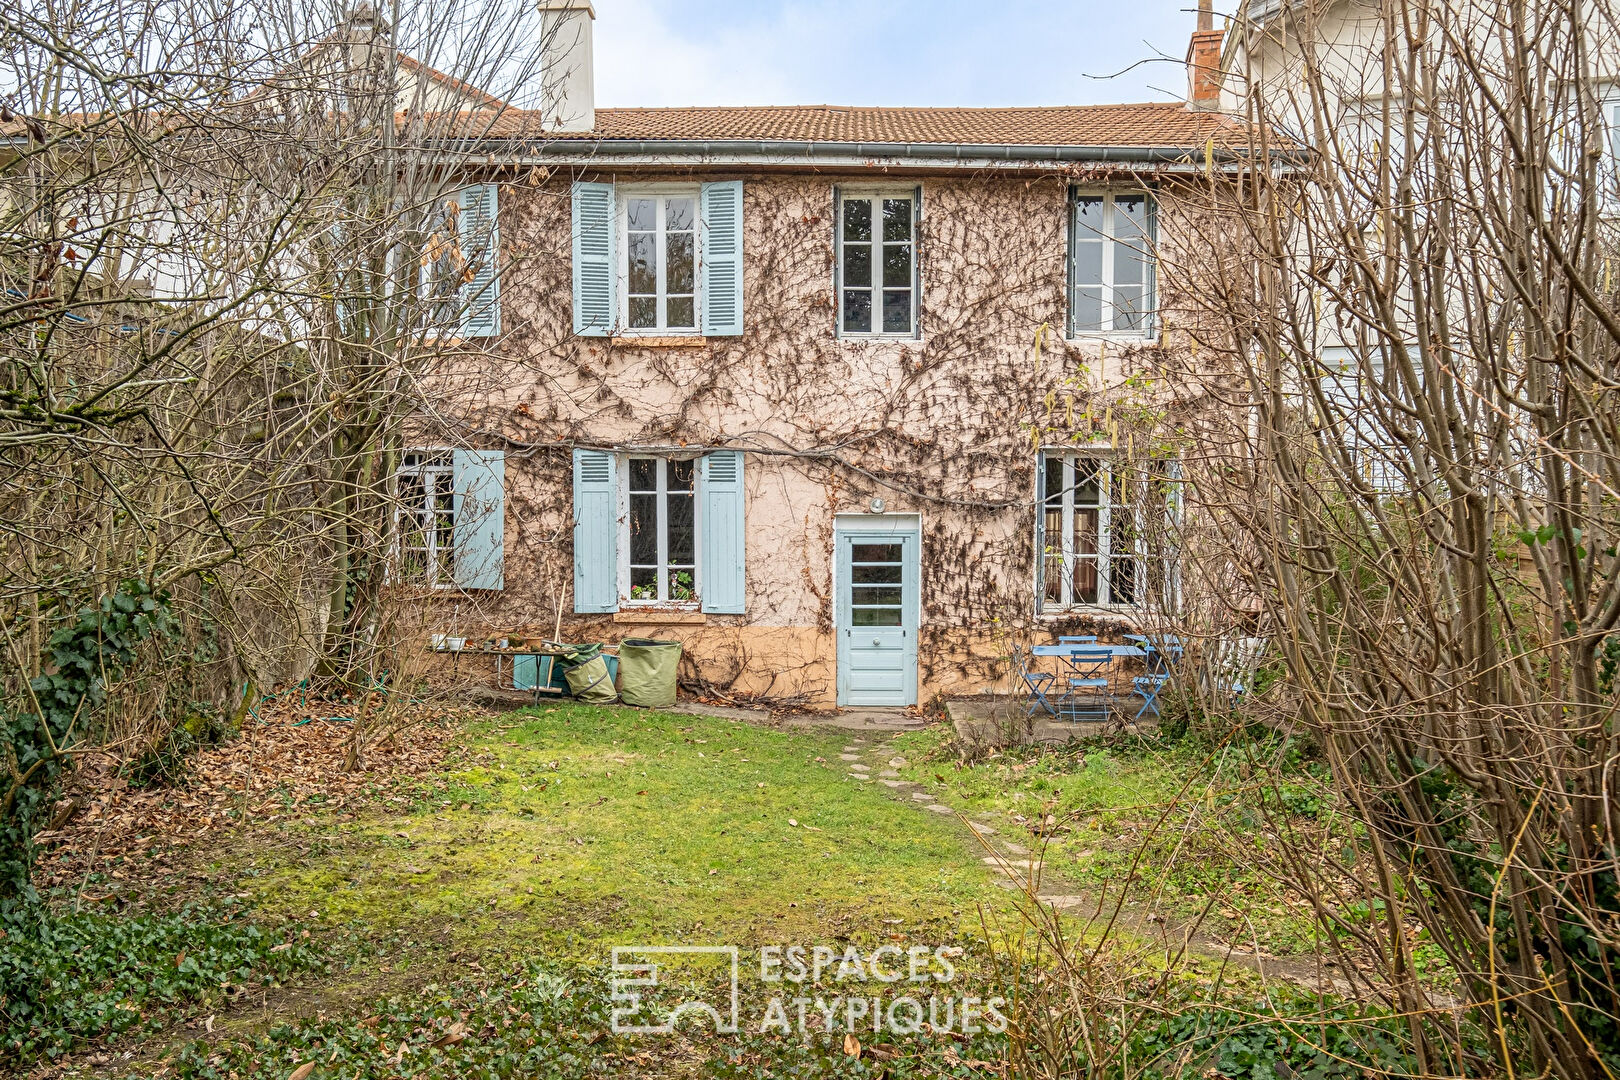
[{"left": 454, "top": 137, "right": 1302, "bottom": 171}]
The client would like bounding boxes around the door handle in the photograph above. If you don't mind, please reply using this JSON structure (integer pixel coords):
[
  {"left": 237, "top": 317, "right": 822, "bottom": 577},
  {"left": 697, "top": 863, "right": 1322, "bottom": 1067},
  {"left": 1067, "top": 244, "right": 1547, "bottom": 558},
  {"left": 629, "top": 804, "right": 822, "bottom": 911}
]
[{"left": 872, "top": 638, "right": 881, "bottom": 646}]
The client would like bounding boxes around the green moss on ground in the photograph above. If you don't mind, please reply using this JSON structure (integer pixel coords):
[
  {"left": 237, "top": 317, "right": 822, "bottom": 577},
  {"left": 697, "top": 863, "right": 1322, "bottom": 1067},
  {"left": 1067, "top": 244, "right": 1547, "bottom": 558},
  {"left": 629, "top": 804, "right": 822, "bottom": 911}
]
[
  {"left": 885, "top": 726, "right": 1344, "bottom": 955},
  {"left": 234, "top": 706, "right": 1010, "bottom": 968}
]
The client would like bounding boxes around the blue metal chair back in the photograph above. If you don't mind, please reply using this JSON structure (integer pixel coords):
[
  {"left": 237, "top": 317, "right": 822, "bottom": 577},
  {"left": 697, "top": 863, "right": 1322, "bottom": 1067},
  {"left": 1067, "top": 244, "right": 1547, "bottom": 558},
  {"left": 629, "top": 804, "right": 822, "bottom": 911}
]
[
  {"left": 1010, "top": 644, "right": 1058, "bottom": 716},
  {"left": 1065, "top": 647, "right": 1114, "bottom": 680}
]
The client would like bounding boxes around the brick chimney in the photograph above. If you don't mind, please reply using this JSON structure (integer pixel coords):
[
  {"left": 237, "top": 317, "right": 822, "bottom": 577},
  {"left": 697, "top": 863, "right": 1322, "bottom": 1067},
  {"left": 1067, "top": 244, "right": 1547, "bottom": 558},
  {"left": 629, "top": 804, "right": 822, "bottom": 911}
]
[
  {"left": 1186, "top": 0, "right": 1225, "bottom": 111},
  {"left": 538, "top": 0, "right": 595, "bottom": 132}
]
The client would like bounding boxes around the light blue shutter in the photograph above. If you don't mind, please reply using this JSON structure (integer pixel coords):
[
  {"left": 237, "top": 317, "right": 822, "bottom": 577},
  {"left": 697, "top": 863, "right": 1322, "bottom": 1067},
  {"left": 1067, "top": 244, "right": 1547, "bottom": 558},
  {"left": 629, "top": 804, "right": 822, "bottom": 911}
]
[
  {"left": 700, "top": 181, "right": 743, "bottom": 336},
  {"left": 458, "top": 184, "right": 500, "bottom": 337},
  {"left": 573, "top": 448, "right": 618, "bottom": 612},
  {"left": 700, "top": 450, "right": 745, "bottom": 613},
  {"left": 572, "top": 181, "right": 615, "bottom": 336},
  {"left": 452, "top": 449, "right": 505, "bottom": 590}
]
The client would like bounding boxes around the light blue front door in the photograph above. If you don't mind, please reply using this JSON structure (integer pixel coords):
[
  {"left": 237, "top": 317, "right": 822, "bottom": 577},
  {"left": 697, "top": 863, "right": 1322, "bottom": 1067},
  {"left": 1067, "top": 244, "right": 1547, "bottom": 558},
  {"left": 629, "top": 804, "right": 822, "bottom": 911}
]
[{"left": 835, "top": 525, "right": 919, "bottom": 706}]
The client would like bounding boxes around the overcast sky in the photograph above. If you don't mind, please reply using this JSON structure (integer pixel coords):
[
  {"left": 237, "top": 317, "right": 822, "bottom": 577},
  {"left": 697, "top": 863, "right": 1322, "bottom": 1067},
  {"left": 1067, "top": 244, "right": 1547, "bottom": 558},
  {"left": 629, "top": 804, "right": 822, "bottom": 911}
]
[{"left": 591, "top": 1, "right": 1207, "bottom": 109}]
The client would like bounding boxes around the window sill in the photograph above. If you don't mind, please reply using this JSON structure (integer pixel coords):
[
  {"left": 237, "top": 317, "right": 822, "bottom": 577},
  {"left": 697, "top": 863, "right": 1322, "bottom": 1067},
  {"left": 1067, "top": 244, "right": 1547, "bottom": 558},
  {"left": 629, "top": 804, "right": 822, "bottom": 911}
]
[
  {"left": 610, "top": 335, "right": 707, "bottom": 348},
  {"left": 1036, "top": 606, "right": 1141, "bottom": 621},
  {"left": 1065, "top": 332, "right": 1159, "bottom": 345},
  {"left": 614, "top": 609, "right": 707, "bottom": 625}
]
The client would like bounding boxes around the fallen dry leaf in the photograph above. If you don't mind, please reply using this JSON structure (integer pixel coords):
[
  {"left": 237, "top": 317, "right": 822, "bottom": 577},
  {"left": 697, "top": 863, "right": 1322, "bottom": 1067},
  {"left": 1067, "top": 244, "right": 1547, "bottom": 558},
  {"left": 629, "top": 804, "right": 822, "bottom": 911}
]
[
  {"left": 288, "top": 1064, "right": 315, "bottom": 1080},
  {"left": 843, "top": 1033, "right": 861, "bottom": 1057}
]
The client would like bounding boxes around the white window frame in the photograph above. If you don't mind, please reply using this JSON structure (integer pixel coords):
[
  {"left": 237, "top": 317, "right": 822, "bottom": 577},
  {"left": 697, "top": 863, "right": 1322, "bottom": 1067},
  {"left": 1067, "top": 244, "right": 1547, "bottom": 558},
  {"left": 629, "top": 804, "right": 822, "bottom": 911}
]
[
  {"left": 836, "top": 188, "right": 918, "bottom": 338},
  {"left": 1068, "top": 190, "right": 1157, "bottom": 340},
  {"left": 395, "top": 448, "right": 456, "bottom": 589},
  {"left": 618, "top": 454, "right": 703, "bottom": 608},
  {"left": 618, "top": 185, "right": 702, "bottom": 335},
  {"left": 1037, "top": 451, "right": 1181, "bottom": 612}
]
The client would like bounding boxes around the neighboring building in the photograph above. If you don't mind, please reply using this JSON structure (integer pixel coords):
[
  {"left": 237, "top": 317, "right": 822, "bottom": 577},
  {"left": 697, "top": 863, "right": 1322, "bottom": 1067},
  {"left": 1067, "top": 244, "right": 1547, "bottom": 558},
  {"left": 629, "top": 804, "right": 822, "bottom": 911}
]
[{"left": 401, "top": 2, "right": 1255, "bottom": 707}]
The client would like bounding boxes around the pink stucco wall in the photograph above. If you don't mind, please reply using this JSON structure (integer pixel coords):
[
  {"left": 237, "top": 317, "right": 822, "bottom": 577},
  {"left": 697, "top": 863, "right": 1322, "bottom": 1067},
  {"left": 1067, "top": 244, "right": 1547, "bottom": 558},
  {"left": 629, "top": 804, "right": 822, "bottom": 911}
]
[{"left": 417, "top": 166, "right": 1219, "bottom": 707}]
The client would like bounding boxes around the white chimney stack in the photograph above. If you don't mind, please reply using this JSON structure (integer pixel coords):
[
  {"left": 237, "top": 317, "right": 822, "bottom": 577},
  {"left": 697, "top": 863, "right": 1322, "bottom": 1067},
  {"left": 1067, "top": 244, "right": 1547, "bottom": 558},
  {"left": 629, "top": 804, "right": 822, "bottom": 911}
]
[{"left": 538, "top": 0, "right": 596, "bottom": 132}]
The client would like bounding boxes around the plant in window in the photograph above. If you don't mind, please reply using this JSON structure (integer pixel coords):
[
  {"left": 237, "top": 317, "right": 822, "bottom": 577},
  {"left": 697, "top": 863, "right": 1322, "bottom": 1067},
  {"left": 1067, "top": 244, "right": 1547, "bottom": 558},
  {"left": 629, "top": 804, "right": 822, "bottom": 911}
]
[{"left": 670, "top": 570, "right": 694, "bottom": 601}]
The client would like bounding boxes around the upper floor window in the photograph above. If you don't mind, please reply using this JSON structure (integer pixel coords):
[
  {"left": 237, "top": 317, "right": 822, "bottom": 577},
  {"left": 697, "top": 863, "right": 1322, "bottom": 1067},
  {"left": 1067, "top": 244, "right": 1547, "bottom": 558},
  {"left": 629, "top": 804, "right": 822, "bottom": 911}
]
[
  {"left": 419, "top": 185, "right": 500, "bottom": 338},
  {"left": 626, "top": 456, "right": 698, "bottom": 603},
  {"left": 622, "top": 191, "right": 699, "bottom": 332},
  {"left": 1037, "top": 452, "right": 1179, "bottom": 611},
  {"left": 838, "top": 190, "right": 917, "bottom": 336},
  {"left": 1069, "top": 192, "right": 1155, "bottom": 336}
]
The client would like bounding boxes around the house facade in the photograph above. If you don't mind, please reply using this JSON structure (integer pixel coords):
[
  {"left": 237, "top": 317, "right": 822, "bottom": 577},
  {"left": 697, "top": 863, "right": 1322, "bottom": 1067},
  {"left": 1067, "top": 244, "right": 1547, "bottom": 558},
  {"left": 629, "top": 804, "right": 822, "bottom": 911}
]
[{"left": 404, "top": 3, "right": 1248, "bottom": 708}]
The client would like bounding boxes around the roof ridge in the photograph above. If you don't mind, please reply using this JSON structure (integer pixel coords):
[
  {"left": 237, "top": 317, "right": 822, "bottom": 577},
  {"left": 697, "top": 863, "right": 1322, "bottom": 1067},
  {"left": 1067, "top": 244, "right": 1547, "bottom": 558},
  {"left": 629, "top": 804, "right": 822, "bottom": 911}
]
[{"left": 592, "top": 101, "right": 1189, "bottom": 113}]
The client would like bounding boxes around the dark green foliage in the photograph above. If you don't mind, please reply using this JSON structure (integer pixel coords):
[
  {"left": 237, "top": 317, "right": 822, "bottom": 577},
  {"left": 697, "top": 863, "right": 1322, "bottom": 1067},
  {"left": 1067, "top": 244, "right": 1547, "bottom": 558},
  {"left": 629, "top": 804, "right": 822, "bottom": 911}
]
[
  {"left": 1134, "top": 998, "right": 1418, "bottom": 1080},
  {"left": 1, "top": 580, "right": 176, "bottom": 905},
  {"left": 0, "top": 903, "right": 325, "bottom": 1062},
  {"left": 164, "top": 963, "right": 616, "bottom": 1080}
]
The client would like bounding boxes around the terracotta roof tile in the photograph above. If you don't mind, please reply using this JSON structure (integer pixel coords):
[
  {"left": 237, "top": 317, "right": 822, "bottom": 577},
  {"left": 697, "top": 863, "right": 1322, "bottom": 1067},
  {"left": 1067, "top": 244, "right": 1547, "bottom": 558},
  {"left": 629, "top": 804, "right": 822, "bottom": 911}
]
[{"left": 468, "top": 102, "right": 1246, "bottom": 148}]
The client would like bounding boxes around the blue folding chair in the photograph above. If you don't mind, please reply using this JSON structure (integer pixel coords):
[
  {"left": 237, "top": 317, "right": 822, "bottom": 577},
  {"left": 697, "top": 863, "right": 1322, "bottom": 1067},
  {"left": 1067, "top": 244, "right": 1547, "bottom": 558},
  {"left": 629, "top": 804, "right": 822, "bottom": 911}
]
[
  {"left": 1127, "top": 634, "right": 1184, "bottom": 718},
  {"left": 1011, "top": 644, "right": 1060, "bottom": 717},
  {"left": 1060, "top": 647, "right": 1114, "bottom": 722}
]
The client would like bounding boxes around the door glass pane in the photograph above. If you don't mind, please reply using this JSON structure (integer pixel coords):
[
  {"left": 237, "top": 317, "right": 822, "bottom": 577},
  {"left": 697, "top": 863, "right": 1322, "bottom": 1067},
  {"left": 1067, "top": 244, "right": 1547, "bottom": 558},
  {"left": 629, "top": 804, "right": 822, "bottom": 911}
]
[
  {"left": 850, "top": 543, "right": 902, "bottom": 563},
  {"left": 881, "top": 289, "right": 911, "bottom": 333},
  {"left": 1073, "top": 239, "right": 1103, "bottom": 285},
  {"left": 1073, "top": 461, "right": 1101, "bottom": 504},
  {"left": 852, "top": 585, "right": 902, "bottom": 605},
  {"left": 843, "top": 290, "right": 872, "bottom": 333},
  {"left": 628, "top": 232, "right": 656, "bottom": 294},
  {"left": 667, "top": 296, "right": 695, "bottom": 328},
  {"left": 882, "top": 245, "right": 912, "bottom": 287},
  {"left": 843, "top": 245, "right": 872, "bottom": 287},
  {"left": 1072, "top": 287, "right": 1102, "bottom": 332},
  {"left": 629, "top": 458, "right": 656, "bottom": 490},
  {"left": 881, "top": 198, "right": 912, "bottom": 241},
  {"left": 666, "top": 197, "right": 694, "bottom": 230},
  {"left": 629, "top": 493, "right": 658, "bottom": 564},
  {"left": 667, "top": 494, "right": 695, "bottom": 565},
  {"left": 627, "top": 199, "right": 656, "bottom": 231},
  {"left": 843, "top": 198, "right": 871, "bottom": 242},
  {"left": 667, "top": 233, "right": 695, "bottom": 293},
  {"left": 1074, "top": 196, "right": 1104, "bottom": 238},
  {"left": 629, "top": 297, "right": 656, "bottom": 328},
  {"left": 1073, "top": 558, "right": 1099, "bottom": 604},
  {"left": 852, "top": 607, "right": 903, "bottom": 626}
]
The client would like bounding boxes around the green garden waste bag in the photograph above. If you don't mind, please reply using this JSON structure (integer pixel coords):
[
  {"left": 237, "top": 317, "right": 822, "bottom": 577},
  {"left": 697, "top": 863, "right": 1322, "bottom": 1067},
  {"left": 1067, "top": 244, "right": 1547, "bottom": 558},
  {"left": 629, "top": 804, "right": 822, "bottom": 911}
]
[
  {"left": 617, "top": 638, "right": 682, "bottom": 708},
  {"left": 563, "top": 653, "right": 617, "bottom": 703}
]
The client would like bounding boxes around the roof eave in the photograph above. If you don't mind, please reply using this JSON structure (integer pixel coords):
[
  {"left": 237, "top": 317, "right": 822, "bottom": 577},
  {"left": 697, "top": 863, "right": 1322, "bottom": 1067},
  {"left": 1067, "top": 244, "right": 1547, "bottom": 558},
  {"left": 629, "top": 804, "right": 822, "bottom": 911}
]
[{"left": 445, "top": 137, "right": 1295, "bottom": 171}]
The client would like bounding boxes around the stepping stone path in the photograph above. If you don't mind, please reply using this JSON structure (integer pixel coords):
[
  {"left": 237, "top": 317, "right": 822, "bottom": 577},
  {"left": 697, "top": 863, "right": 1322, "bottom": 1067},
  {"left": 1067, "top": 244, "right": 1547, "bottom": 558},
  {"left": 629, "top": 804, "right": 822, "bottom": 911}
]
[
  {"left": 888, "top": 757, "right": 908, "bottom": 768},
  {"left": 911, "top": 791, "right": 934, "bottom": 802},
  {"left": 842, "top": 745, "right": 863, "bottom": 752},
  {"left": 848, "top": 773, "right": 872, "bottom": 782},
  {"left": 924, "top": 804, "right": 954, "bottom": 815},
  {"left": 879, "top": 779, "right": 905, "bottom": 788},
  {"left": 838, "top": 753, "right": 862, "bottom": 762},
  {"left": 849, "top": 762, "right": 870, "bottom": 772},
  {"left": 1001, "top": 842, "right": 1030, "bottom": 855},
  {"left": 878, "top": 769, "right": 900, "bottom": 778}
]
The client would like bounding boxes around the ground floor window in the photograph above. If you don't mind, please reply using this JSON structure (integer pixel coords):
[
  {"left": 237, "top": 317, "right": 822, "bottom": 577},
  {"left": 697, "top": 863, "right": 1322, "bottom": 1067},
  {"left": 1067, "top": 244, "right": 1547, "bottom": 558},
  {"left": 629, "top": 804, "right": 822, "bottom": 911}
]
[
  {"left": 626, "top": 456, "right": 697, "bottom": 603},
  {"left": 1038, "top": 452, "right": 1179, "bottom": 610},
  {"left": 397, "top": 449, "right": 455, "bottom": 586}
]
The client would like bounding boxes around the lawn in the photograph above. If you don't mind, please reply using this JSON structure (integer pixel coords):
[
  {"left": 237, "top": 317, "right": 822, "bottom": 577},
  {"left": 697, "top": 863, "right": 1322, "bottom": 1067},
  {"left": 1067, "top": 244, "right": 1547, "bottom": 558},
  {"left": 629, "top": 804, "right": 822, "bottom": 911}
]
[
  {"left": 21, "top": 705, "right": 1413, "bottom": 1079},
  {"left": 234, "top": 705, "right": 1004, "bottom": 960},
  {"left": 884, "top": 725, "right": 1345, "bottom": 956}
]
